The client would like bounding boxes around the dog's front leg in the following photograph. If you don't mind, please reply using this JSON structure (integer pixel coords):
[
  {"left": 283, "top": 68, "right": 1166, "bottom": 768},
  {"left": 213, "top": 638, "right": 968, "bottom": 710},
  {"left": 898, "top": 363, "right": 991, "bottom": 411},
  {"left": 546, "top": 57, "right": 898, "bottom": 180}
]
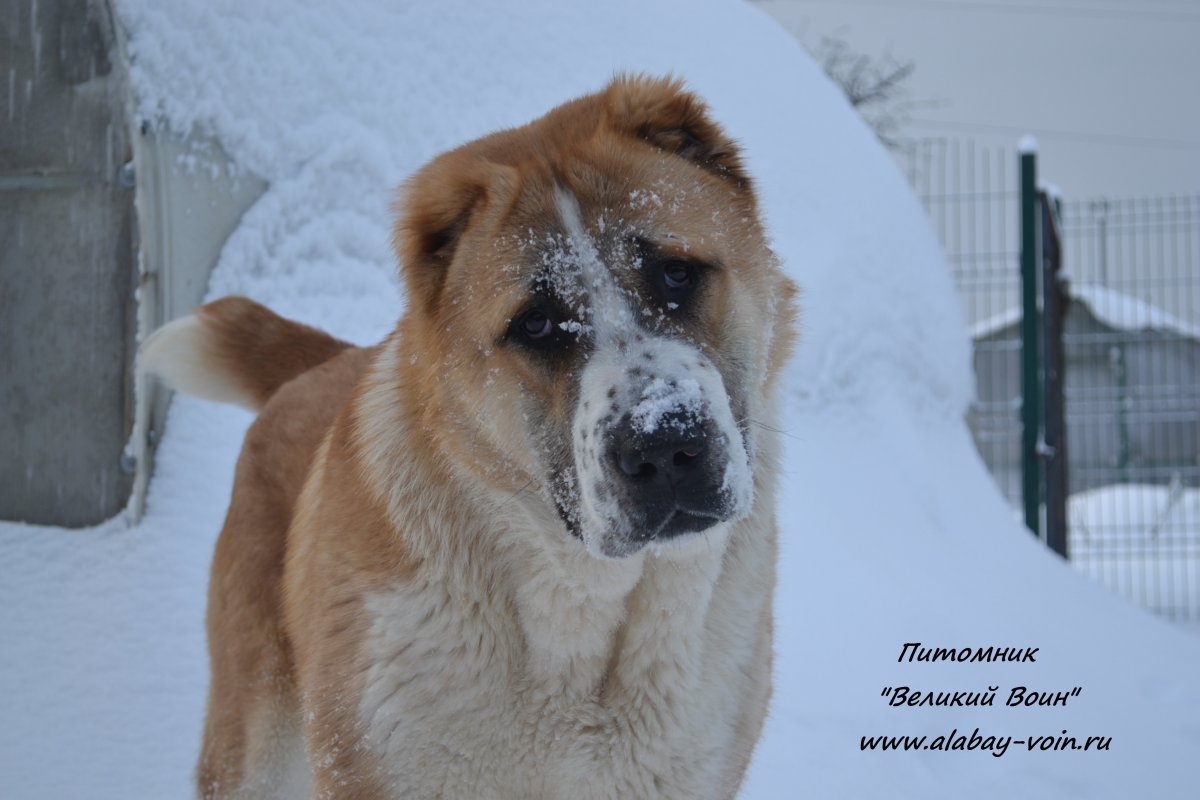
[{"left": 584, "top": 545, "right": 727, "bottom": 799}]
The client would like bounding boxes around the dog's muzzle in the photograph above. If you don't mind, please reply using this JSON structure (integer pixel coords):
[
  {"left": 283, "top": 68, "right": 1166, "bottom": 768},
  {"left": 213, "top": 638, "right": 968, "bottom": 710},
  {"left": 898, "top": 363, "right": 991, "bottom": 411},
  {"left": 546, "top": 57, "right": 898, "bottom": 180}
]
[
  {"left": 612, "top": 409, "right": 727, "bottom": 542},
  {"left": 570, "top": 337, "right": 753, "bottom": 558}
]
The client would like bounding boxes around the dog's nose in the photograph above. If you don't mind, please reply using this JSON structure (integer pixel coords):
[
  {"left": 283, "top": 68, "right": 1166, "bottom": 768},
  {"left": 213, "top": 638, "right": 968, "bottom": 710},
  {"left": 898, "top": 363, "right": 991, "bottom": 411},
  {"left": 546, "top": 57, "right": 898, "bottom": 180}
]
[
  {"left": 614, "top": 410, "right": 714, "bottom": 506},
  {"left": 617, "top": 436, "right": 708, "bottom": 482},
  {"left": 608, "top": 408, "right": 730, "bottom": 540}
]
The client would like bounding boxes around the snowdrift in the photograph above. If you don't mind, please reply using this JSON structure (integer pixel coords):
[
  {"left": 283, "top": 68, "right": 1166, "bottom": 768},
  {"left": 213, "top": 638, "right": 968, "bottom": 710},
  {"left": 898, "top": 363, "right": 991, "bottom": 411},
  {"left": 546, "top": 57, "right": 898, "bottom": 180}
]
[{"left": 1, "top": 1, "right": 1197, "bottom": 797}]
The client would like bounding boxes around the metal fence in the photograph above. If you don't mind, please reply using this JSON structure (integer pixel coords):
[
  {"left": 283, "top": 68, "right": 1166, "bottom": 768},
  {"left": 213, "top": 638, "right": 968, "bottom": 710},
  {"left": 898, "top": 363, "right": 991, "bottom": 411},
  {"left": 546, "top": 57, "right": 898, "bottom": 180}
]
[{"left": 898, "top": 138, "right": 1200, "bottom": 624}]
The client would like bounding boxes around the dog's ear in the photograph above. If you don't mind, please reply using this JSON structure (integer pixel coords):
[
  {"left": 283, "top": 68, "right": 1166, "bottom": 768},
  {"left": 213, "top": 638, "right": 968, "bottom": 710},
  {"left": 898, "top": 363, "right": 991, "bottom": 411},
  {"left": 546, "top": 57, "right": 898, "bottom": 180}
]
[
  {"left": 393, "top": 156, "right": 513, "bottom": 315},
  {"left": 605, "top": 74, "right": 749, "bottom": 186}
]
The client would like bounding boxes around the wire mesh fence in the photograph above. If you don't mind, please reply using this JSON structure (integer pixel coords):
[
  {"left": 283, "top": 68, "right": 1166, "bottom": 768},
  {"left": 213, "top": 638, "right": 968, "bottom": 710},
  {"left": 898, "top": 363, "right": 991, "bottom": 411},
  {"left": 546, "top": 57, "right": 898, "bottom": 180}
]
[{"left": 898, "top": 138, "right": 1200, "bottom": 624}]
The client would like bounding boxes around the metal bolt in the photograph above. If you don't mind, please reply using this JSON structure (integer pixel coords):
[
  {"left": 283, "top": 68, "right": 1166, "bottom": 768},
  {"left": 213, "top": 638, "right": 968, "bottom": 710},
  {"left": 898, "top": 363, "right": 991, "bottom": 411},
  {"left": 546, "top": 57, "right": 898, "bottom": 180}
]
[{"left": 118, "top": 161, "right": 136, "bottom": 188}]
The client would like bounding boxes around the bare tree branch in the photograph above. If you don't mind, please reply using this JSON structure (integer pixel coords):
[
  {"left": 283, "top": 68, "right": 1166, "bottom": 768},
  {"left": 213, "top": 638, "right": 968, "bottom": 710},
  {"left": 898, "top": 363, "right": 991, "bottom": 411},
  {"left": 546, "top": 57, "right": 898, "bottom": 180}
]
[{"left": 811, "top": 34, "right": 923, "bottom": 149}]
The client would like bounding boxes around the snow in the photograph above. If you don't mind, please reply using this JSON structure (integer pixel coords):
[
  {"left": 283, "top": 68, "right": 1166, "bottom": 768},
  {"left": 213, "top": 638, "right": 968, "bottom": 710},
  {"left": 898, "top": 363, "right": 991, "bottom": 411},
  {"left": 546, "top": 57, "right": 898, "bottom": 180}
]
[
  {"left": 1072, "top": 283, "right": 1200, "bottom": 340},
  {"left": 970, "top": 282, "right": 1200, "bottom": 341},
  {"left": 1069, "top": 483, "right": 1200, "bottom": 622},
  {"left": 1038, "top": 180, "right": 1063, "bottom": 203},
  {"left": 631, "top": 378, "right": 706, "bottom": 435},
  {"left": 2, "top": 1, "right": 1199, "bottom": 798},
  {"left": 1019, "top": 135, "right": 1039, "bottom": 154}
]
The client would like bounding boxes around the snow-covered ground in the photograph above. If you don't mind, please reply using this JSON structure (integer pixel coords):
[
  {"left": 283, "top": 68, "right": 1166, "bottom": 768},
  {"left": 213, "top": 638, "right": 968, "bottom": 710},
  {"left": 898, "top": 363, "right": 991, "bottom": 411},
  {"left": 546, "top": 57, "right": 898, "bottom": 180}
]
[
  {"left": 1070, "top": 484, "right": 1200, "bottom": 623},
  {"left": 2, "top": 1, "right": 1199, "bottom": 798}
]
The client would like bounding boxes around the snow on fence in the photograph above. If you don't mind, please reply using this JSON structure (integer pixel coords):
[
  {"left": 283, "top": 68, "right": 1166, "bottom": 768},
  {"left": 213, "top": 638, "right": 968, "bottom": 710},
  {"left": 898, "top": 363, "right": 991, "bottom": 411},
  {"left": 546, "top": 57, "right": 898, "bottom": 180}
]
[{"left": 899, "top": 138, "right": 1200, "bottom": 624}]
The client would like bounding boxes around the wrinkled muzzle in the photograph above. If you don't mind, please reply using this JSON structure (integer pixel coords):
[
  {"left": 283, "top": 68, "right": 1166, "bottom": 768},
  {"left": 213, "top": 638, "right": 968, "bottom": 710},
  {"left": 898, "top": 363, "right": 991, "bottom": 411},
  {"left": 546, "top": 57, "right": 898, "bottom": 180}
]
[{"left": 571, "top": 336, "right": 753, "bottom": 558}]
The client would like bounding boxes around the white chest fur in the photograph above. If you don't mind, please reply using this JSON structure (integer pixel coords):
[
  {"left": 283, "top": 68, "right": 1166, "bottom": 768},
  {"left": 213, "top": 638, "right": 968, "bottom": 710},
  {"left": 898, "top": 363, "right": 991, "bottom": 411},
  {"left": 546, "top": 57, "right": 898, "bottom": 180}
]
[{"left": 356, "top": 508, "right": 774, "bottom": 800}]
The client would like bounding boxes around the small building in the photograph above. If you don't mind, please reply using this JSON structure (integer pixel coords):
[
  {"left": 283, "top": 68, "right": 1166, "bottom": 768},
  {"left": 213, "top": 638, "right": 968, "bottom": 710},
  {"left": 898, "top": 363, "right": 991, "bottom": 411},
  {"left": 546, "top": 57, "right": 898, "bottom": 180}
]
[{"left": 968, "top": 284, "right": 1200, "bottom": 505}]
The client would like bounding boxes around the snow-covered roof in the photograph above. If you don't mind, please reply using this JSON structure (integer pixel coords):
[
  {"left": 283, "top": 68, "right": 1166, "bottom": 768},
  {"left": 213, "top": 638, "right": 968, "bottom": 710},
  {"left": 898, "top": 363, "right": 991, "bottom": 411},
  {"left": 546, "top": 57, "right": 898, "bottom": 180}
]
[{"left": 970, "top": 282, "right": 1200, "bottom": 341}]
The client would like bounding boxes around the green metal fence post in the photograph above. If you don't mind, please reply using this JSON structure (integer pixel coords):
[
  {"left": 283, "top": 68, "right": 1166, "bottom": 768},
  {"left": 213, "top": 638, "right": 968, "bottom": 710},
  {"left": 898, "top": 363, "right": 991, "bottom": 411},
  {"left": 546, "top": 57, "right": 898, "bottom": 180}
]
[
  {"left": 1114, "top": 344, "right": 1131, "bottom": 483},
  {"left": 1020, "top": 143, "right": 1042, "bottom": 538}
]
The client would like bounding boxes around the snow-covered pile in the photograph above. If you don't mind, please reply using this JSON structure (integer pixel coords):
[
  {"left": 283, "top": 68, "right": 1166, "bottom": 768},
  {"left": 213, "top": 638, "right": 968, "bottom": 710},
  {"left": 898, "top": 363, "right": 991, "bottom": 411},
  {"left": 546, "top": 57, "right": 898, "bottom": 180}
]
[{"left": 2, "top": 1, "right": 1198, "bottom": 798}]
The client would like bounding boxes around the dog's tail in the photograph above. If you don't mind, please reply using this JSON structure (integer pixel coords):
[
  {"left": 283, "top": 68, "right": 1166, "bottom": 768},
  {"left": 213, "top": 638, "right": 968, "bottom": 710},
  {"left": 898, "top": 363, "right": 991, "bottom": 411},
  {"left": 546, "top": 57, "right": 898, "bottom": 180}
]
[{"left": 141, "top": 296, "right": 352, "bottom": 413}]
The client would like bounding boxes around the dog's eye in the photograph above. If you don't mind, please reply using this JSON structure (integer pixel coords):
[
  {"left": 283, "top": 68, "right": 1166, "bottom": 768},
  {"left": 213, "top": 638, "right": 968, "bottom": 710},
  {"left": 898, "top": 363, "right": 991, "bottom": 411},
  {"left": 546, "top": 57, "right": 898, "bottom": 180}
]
[
  {"left": 655, "top": 258, "right": 702, "bottom": 306},
  {"left": 503, "top": 304, "right": 573, "bottom": 357},
  {"left": 515, "top": 308, "right": 555, "bottom": 342},
  {"left": 662, "top": 260, "right": 693, "bottom": 290}
]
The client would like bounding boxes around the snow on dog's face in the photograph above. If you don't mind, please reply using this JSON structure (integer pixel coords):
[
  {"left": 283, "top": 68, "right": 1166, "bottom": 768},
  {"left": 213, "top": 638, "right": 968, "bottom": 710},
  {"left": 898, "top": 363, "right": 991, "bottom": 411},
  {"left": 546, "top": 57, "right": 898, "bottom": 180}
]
[{"left": 393, "top": 76, "right": 797, "bottom": 558}]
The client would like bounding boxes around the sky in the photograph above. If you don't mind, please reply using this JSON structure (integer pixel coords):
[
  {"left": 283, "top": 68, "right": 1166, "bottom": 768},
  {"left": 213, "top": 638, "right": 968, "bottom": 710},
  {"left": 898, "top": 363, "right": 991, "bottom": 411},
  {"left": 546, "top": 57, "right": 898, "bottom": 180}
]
[{"left": 755, "top": 0, "right": 1200, "bottom": 200}]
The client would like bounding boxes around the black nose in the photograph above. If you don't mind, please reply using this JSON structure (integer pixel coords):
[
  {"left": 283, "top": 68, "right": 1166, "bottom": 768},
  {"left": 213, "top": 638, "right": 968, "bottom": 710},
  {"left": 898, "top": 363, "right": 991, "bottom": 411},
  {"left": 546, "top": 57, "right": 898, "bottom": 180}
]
[
  {"left": 617, "top": 436, "right": 708, "bottom": 482},
  {"left": 610, "top": 411, "right": 727, "bottom": 540},
  {"left": 614, "top": 408, "right": 713, "bottom": 501}
]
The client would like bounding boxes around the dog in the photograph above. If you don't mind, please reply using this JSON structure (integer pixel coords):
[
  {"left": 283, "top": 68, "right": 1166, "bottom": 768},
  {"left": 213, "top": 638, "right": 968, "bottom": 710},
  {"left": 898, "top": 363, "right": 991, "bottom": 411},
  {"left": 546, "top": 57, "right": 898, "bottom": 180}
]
[{"left": 143, "top": 75, "right": 797, "bottom": 800}]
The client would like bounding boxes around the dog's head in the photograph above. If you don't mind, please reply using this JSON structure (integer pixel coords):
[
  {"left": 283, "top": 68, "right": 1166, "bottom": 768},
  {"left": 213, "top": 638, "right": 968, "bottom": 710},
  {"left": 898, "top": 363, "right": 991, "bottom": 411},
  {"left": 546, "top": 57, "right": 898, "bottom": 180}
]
[{"left": 393, "top": 76, "right": 797, "bottom": 559}]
